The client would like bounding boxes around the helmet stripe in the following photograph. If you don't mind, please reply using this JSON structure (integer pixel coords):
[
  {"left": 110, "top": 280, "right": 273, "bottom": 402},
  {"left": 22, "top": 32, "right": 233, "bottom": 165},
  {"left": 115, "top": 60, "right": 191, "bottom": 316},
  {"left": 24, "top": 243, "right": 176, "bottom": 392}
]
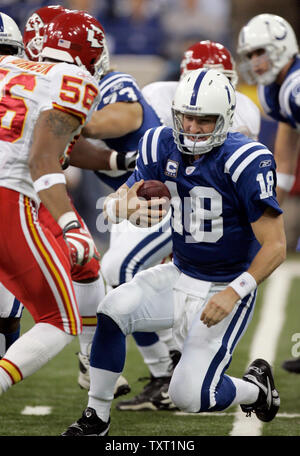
[{"left": 190, "top": 69, "right": 208, "bottom": 106}]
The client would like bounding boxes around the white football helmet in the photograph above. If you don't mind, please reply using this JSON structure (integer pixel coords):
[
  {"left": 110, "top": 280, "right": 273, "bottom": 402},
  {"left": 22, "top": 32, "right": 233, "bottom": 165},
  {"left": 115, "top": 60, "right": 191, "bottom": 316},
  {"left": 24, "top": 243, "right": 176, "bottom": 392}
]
[
  {"left": 172, "top": 68, "right": 236, "bottom": 155},
  {"left": 0, "top": 12, "right": 24, "bottom": 56},
  {"left": 237, "top": 14, "right": 299, "bottom": 85}
]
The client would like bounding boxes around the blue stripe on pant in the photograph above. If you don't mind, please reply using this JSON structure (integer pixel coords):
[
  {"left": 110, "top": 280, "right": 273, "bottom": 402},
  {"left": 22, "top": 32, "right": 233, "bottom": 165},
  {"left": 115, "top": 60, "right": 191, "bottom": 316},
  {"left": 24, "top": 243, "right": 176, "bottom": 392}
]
[
  {"left": 9, "top": 297, "right": 23, "bottom": 318},
  {"left": 199, "top": 290, "right": 256, "bottom": 412},
  {"left": 119, "top": 221, "right": 172, "bottom": 284}
]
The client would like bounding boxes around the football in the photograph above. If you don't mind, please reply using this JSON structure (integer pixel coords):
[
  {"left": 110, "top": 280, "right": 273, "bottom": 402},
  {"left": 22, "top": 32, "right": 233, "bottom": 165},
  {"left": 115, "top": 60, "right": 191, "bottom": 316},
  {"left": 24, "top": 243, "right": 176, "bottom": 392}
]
[{"left": 137, "top": 180, "right": 171, "bottom": 201}]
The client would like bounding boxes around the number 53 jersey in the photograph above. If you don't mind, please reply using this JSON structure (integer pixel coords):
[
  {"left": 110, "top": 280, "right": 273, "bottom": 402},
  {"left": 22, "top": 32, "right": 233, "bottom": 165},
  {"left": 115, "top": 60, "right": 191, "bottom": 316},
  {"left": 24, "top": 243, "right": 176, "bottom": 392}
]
[
  {"left": 0, "top": 56, "right": 100, "bottom": 201},
  {"left": 127, "top": 127, "right": 283, "bottom": 282}
]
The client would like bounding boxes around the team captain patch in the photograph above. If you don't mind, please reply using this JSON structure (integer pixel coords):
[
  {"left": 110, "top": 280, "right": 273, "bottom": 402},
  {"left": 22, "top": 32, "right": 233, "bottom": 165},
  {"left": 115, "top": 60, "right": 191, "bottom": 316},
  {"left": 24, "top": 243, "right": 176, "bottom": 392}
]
[{"left": 165, "top": 159, "right": 179, "bottom": 177}]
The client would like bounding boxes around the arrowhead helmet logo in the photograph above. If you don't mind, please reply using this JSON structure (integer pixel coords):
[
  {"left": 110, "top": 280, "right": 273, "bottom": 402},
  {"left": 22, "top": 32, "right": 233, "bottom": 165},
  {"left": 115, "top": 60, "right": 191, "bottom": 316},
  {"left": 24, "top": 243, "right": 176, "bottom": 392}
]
[{"left": 87, "top": 25, "right": 104, "bottom": 48}]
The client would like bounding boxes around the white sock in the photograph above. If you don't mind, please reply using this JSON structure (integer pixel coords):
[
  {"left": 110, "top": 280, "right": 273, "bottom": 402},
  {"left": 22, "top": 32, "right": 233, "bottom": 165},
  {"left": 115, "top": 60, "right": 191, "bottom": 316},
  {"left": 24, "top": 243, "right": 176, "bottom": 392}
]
[
  {"left": 157, "top": 328, "right": 178, "bottom": 352},
  {"left": 137, "top": 340, "right": 171, "bottom": 377},
  {"left": 230, "top": 376, "right": 260, "bottom": 406},
  {"left": 0, "top": 323, "right": 73, "bottom": 392},
  {"left": 88, "top": 366, "right": 120, "bottom": 422},
  {"left": 73, "top": 276, "right": 105, "bottom": 356}
]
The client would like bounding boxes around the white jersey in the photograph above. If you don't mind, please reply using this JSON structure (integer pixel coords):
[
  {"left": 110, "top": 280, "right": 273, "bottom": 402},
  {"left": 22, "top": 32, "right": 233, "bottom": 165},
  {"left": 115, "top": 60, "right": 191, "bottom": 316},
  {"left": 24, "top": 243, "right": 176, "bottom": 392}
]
[
  {"left": 0, "top": 56, "right": 100, "bottom": 201},
  {"left": 142, "top": 80, "right": 261, "bottom": 140}
]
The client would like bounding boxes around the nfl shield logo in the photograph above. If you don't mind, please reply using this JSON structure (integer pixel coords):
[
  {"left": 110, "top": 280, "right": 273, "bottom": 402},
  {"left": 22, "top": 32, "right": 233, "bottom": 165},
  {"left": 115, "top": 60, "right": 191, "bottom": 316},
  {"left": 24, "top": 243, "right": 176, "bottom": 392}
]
[{"left": 186, "top": 166, "right": 196, "bottom": 175}]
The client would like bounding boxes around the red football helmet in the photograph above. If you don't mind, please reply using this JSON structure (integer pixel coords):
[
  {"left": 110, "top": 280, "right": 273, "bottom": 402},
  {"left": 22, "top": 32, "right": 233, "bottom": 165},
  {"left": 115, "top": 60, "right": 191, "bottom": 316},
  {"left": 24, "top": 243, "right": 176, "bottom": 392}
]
[
  {"left": 23, "top": 5, "right": 67, "bottom": 61},
  {"left": 180, "top": 40, "right": 238, "bottom": 87},
  {"left": 40, "top": 10, "right": 108, "bottom": 80}
]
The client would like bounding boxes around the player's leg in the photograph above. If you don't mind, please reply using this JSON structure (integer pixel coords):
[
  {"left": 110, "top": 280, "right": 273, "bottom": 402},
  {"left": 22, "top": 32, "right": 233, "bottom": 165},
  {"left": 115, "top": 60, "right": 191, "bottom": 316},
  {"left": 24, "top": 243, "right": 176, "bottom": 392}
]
[
  {"left": 168, "top": 285, "right": 257, "bottom": 412},
  {"left": 168, "top": 282, "right": 280, "bottom": 421},
  {"left": 102, "top": 217, "right": 177, "bottom": 410},
  {"left": 0, "top": 283, "right": 24, "bottom": 358},
  {"left": 62, "top": 263, "right": 179, "bottom": 435},
  {"left": 0, "top": 190, "right": 80, "bottom": 393},
  {"left": 37, "top": 202, "right": 130, "bottom": 396}
]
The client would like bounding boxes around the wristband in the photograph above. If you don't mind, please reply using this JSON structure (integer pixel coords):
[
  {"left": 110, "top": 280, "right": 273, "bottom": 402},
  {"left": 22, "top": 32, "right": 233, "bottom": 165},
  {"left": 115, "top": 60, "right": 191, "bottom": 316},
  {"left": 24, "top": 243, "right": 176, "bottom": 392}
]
[
  {"left": 33, "top": 173, "right": 66, "bottom": 193},
  {"left": 109, "top": 150, "right": 118, "bottom": 171},
  {"left": 228, "top": 272, "right": 257, "bottom": 299},
  {"left": 57, "top": 211, "right": 78, "bottom": 230},
  {"left": 276, "top": 172, "right": 295, "bottom": 192},
  {"left": 105, "top": 198, "right": 121, "bottom": 223}
]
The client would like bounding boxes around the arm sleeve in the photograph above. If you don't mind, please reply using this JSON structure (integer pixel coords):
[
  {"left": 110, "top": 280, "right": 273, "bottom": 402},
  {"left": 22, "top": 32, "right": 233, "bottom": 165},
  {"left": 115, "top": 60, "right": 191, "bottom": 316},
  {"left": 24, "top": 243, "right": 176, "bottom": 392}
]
[
  {"left": 97, "top": 73, "right": 141, "bottom": 109},
  {"left": 126, "top": 127, "right": 163, "bottom": 187},
  {"left": 226, "top": 143, "right": 283, "bottom": 222}
]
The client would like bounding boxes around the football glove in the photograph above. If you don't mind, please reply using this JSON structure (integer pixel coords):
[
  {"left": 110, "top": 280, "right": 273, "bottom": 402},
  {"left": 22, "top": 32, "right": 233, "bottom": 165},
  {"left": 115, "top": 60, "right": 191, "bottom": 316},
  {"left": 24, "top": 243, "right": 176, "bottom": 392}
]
[{"left": 62, "top": 220, "right": 100, "bottom": 266}]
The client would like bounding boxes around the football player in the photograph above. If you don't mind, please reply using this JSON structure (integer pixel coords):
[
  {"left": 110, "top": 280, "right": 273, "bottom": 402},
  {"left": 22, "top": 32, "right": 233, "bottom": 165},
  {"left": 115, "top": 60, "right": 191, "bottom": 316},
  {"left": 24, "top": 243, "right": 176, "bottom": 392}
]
[
  {"left": 21, "top": 5, "right": 135, "bottom": 398},
  {"left": 62, "top": 68, "right": 286, "bottom": 436},
  {"left": 237, "top": 14, "right": 300, "bottom": 374},
  {"left": 0, "top": 13, "right": 24, "bottom": 359},
  {"left": 0, "top": 10, "right": 103, "bottom": 399},
  {"left": 116, "top": 39, "right": 262, "bottom": 412}
]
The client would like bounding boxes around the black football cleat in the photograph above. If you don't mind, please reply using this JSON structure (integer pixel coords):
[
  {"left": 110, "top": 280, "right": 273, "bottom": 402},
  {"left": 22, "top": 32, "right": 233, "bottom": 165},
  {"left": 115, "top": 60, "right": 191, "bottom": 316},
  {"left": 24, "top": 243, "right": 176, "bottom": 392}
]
[
  {"left": 240, "top": 358, "right": 280, "bottom": 422},
  {"left": 152, "top": 381, "right": 178, "bottom": 411},
  {"left": 61, "top": 407, "right": 110, "bottom": 436},
  {"left": 282, "top": 356, "right": 300, "bottom": 374},
  {"left": 116, "top": 375, "right": 171, "bottom": 411}
]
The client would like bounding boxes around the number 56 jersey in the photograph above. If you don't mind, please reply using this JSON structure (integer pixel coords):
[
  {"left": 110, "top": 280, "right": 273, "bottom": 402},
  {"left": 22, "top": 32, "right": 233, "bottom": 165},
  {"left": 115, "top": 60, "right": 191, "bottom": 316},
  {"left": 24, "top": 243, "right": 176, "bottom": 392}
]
[
  {"left": 127, "top": 127, "right": 283, "bottom": 282},
  {"left": 0, "top": 56, "right": 100, "bottom": 201}
]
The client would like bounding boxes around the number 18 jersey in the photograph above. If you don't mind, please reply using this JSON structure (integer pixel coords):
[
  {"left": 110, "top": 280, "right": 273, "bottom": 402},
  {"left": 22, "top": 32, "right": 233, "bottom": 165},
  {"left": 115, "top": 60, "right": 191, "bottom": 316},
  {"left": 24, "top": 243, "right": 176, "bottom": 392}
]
[
  {"left": 127, "top": 128, "right": 282, "bottom": 282},
  {"left": 0, "top": 56, "right": 100, "bottom": 201}
]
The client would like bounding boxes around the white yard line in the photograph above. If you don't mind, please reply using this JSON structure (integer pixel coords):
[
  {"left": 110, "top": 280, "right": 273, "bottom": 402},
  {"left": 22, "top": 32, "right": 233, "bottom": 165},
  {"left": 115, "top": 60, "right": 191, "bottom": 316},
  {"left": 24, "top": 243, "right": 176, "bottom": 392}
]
[
  {"left": 230, "top": 261, "right": 299, "bottom": 436},
  {"left": 21, "top": 406, "right": 52, "bottom": 416}
]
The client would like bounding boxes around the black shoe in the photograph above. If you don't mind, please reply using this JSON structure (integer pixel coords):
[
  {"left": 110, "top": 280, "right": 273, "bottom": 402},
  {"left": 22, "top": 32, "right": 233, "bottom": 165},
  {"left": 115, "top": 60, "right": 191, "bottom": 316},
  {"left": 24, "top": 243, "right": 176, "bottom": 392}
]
[
  {"left": 114, "top": 375, "right": 131, "bottom": 398},
  {"left": 152, "top": 381, "right": 178, "bottom": 411},
  {"left": 169, "top": 350, "right": 181, "bottom": 372},
  {"left": 282, "top": 357, "right": 300, "bottom": 374},
  {"left": 240, "top": 358, "right": 280, "bottom": 422},
  {"left": 61, "top": 407, "right": 110, "bottom": 436},
  {"left": 116, "top": 376, "right": 171, "bottom": 411}
]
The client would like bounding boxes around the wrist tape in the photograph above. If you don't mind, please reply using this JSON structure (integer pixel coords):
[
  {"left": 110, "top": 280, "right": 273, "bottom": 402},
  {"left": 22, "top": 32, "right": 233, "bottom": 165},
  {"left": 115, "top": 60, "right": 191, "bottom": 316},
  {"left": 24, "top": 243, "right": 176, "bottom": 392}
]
[
  {"left": 229, "top": 272, "right": 257, "bottom": 299},
  {"left": 33, "top": 173, "right": 66, "bottom": 193}
]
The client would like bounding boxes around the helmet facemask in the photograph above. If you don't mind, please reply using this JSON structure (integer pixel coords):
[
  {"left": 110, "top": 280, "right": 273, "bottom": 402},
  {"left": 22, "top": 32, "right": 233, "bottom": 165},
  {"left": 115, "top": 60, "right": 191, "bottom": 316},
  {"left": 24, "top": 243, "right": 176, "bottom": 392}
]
[
  {"left": 238, "top": 45, "right": 285, "bottom": 85},
  {"left": 172, "top": 110, "right": 226, "bottom": 155},
  {"left": 94, "top": 39, "right": 110, "bottom": 80}
]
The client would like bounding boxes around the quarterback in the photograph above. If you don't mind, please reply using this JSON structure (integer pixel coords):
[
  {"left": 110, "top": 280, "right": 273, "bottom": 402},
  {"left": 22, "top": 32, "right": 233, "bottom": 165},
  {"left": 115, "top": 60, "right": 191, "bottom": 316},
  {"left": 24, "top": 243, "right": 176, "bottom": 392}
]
[{"left": 62, "top": 69, "right": 286, "bottom": 436}]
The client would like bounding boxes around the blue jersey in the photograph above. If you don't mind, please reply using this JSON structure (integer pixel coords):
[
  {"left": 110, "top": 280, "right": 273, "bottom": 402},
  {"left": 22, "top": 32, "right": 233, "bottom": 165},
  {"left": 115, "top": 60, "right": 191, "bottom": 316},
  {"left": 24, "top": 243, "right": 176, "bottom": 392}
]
[
  {"left": 94, "top": 71, "right": 162, "bottom": 190},
  {"left": 258, "top": 55, "right": 300, "bottom": 130},
  {"left": 127, "top": 127, "right": 282, "bottom": 282}
]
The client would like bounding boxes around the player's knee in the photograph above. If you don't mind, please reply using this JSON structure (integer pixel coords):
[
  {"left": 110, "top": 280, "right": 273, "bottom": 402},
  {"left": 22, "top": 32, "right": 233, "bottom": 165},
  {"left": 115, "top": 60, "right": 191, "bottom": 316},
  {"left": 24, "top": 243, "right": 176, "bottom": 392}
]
[{"left": 168, "top": 368, "right": 201, "bottom": 413}]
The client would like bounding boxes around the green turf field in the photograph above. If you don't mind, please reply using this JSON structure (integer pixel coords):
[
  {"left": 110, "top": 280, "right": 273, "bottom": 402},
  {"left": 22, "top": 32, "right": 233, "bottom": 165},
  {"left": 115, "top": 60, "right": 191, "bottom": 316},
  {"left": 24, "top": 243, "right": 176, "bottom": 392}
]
[{"left": 0, "top": 257, "right": 299, "bottom": 437}]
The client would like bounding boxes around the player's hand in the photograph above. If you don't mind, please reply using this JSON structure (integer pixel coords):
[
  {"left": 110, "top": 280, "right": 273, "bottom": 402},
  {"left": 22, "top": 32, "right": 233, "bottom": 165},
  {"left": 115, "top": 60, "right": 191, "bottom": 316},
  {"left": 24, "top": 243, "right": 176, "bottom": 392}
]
[
  {"left": 118, "top": 181, "right": 168, "bottom": 227},
  {"left": 200, "top": 288, "right": 239, "bottom": 328},
  {"left": 62, "top": 220, "right": 100, "bottom": 266}
]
